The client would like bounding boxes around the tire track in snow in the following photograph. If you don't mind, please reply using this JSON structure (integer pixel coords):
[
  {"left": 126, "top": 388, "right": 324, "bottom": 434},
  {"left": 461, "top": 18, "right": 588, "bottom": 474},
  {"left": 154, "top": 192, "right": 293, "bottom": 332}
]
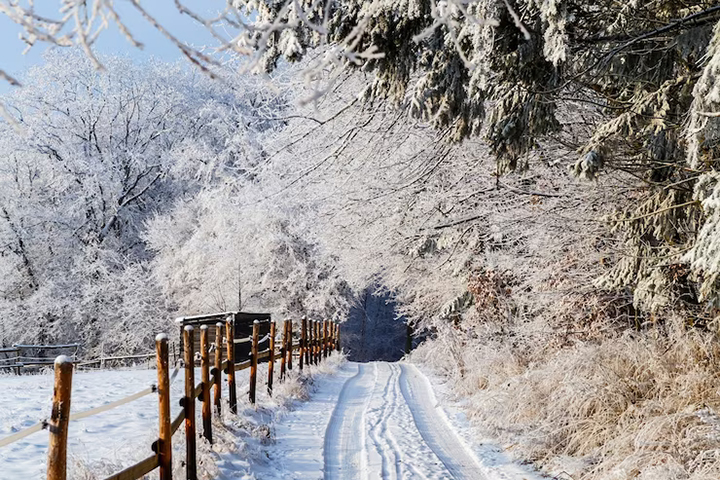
[
  {"left": 367, "top": 362, "right": 403, "bottom": 480},
  {"left": 323, "top": 363, "right": 375, "bottom": 480},
  {"left": 399, "top": 363, "right": 488, "bottom": 480}
]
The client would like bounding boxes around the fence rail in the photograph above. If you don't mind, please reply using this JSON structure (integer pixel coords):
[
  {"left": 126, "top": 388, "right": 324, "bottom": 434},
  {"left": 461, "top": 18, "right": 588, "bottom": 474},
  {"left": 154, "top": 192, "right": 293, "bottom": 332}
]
[
  {"left": 0, "top": 343, "right": 82, "bottom": 373},
  {"left": 0, "top": 313, "right": 342, "bottom": 480},
  {"left": 0, "top": 345, "right": 160, "bottom": 373}
]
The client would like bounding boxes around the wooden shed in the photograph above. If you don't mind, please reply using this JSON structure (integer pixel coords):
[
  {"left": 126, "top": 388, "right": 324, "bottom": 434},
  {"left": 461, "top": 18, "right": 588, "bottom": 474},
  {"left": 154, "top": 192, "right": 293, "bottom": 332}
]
[{"left": 176, "top": 311, "right": 272, "bottom": 364}]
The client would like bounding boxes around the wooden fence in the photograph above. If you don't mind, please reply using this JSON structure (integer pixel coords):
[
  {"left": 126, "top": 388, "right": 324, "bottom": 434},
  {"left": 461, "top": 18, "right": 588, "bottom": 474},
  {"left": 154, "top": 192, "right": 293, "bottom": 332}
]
[
  {"left": 0, "top": 343, "right": 82, "bottom": 374},
  {"left": 40, "top": 314, "right": 341, "bottom": 480},
  {"left": 0, "top": 344, "right": 163, "bottom": 374}
]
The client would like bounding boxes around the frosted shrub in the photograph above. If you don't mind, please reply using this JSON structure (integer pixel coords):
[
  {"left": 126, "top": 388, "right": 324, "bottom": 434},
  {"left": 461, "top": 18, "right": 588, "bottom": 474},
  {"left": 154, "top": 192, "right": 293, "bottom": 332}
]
[{"left": 414, "top": 318, "right": 720, "bottom": 479}]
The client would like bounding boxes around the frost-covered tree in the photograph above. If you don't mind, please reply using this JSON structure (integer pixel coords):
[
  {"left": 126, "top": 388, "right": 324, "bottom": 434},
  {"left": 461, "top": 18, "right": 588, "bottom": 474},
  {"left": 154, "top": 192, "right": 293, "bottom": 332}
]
[
  {"left": 144, "top": 182, "right": 352, "bottom": 321},
  {"left": 240, "top": 68, "right": 720, "bottom": 479},
  {"left": 0, "top": 51, "right": 284, "bottom": 353},
  {"left": 241, "top": 1, "right": 720, "bottom": 321},
  {"left": 6, "top": 0, "right": 720, "bottom": 320}
]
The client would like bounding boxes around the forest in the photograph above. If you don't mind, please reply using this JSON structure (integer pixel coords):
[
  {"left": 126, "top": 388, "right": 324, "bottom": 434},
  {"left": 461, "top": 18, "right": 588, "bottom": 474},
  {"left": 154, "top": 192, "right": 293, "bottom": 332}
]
[{"left": 3, "top": 1, "right": 720, "bottom": 479}]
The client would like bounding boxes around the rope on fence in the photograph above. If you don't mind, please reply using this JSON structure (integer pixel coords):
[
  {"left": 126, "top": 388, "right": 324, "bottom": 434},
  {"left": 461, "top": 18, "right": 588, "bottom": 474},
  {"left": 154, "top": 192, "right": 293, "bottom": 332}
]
[
  {"left": 0, "top": 384, "right": 156, "bottom": 449},
  {"left": 0, "top": 422, "right": 45, "bottom": 448},
  {"left": 169, "top": 359, "right": 182, "bottom": 385},
  {"left": 0, "top": 361, "right": 183, "bottom": 450},
  {"left": 69, "top": 387, "right": 156, "bottom": 422}
]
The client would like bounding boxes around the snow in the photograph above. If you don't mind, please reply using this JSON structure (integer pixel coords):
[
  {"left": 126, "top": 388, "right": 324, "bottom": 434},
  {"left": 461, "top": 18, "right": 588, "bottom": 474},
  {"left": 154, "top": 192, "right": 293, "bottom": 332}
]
[
  {"left": 54, "top": 355, "right": 73, "bottom": 366},
  {"left": 250, "top": 360, "right": 544, "bottom": 480},
  {"left": 419, "top": 366, "right": 548, "bottom": 480},
  {"left": 0, "top": 357, "right": 544, "bottom": 480},
  {"left": 0, "top": 367, "right": 181, "bottom": 479}
]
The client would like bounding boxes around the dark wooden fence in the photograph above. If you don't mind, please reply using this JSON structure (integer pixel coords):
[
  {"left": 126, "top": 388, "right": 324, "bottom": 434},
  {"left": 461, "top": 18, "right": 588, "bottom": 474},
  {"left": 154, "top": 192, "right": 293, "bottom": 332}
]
[
  {"left": 39, "top": 313, "right": 341, "bottom": 480},
  {"left": 0, "top": 343, "right": 82, "bottom": 374}
]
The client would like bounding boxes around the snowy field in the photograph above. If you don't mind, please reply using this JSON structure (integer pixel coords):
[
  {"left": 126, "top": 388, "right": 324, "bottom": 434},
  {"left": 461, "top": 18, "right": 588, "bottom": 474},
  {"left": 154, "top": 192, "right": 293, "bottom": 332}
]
[
  {"left": 0, "top": 357, "right": 345, "bottom": 480},
  {"left": 0, "top": 367, "right": 187, "bottom": 479}
]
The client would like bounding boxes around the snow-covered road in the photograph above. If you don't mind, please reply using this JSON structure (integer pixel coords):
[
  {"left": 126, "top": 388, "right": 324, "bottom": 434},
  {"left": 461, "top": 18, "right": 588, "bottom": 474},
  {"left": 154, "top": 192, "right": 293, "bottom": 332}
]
[{"left": 254, "top": 361, "right": 543, "bottom": 480}]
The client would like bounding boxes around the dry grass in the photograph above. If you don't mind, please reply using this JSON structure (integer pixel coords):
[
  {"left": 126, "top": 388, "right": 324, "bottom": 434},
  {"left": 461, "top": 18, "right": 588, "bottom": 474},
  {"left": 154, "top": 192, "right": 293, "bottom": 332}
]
[{"left": 413, "top": 318, "right": 720, "bottom": 479}]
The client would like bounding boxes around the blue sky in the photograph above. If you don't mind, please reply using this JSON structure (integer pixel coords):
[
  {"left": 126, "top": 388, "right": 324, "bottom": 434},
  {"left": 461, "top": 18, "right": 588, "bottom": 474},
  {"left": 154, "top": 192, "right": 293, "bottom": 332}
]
[{"left": 0, "top": 2, "right": 222, "bottom": 94}]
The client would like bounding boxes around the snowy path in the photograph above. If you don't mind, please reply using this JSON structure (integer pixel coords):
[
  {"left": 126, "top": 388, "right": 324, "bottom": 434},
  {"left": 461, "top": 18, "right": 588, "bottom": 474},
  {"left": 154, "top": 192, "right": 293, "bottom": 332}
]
[
  {"left": 256, "top": 361, "right": 541, "bottom": 480},
  {"left": 324, "top": 363, "right": 374, "bottom": 479}
]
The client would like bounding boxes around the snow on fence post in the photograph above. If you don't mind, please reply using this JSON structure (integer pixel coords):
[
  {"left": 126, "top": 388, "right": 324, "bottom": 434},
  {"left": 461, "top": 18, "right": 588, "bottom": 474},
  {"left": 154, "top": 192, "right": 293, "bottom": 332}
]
[
  {"left": 226, "top": 316, "right": 237, "bottom": 414},
  {"left": 280, "top": 320, "right": 287, "bottom": 379},
  {"left": 183, "top": 325, "right": 198, "bottom": 480},
  {"left": 268, "top": 321, "right": 275, "bottom": 395},
  {"left": 249, "top": 320, "right": 259, "bottom": 404},
  {"left": 287, "top": 320, "right": 293, "bottom": 371},
  {"left": 200, "top": 325, "right": 212, "bottom": 444},
  {"left": 299, "top": 316, "right": 306, "bottom": 371},
  {"left": 156, "top": 334, "right": 172, "bottom": 480},
  {"left": 213, "top": 322, "right": 223, "bottom": 416},
  {"left": 47, "top": 356, "right": 73, "bottom": 480}
]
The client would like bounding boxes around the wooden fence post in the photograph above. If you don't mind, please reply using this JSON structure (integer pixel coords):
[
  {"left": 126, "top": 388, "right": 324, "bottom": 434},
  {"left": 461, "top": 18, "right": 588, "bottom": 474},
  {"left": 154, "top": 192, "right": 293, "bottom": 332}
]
[
  {"left": 323, "top": 321, "right": 328, "bottom": 359},
  {"left": 300, "top": 316, "right": 306, "bottom": 371},
  {"left": 309, "top": 321, "right": 313, "bottom": 365},
  {"left": 250, "top": 320, "right": 259, "bottom": 404},
  {"left": 329, "top": 323, "right": 335, "bottom": 352},
  {"left": 226, "top": 315, "right": 237, "bottom": 414},
  {"left": 287, "top": 320, "right": 293, "bottom": 371},
  {"left": 304, "top": 317, "right": 311, "bottom": 367},
  {"left": 156, "top": 334, "right": 172, "bottom": 480},
  {"left": 268, "top": 321, "right": 275, "bottom": 395},
  {"left": 314, "top": 321, "right": 320, "bottom": 364},
  {"left": 47, "top": 356, "right": 73, "bottom": 480},
  {"left": 308, "top": 320, "right": 313, "bottom": 366},
  {"left": 213, "top": 322, "right": 223, "bottom": 416},
  {"left": 336, "top": 323, "right": 341, "bottom": 352},
  {"left": 183, "top": 326, "right": 197, "bottom": 480},
  {"left": 200, "top": 325, "right": 212, "bottom": 444},
  {"left": 280, "top": 319, "right": 287, "bottom": 379}
]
